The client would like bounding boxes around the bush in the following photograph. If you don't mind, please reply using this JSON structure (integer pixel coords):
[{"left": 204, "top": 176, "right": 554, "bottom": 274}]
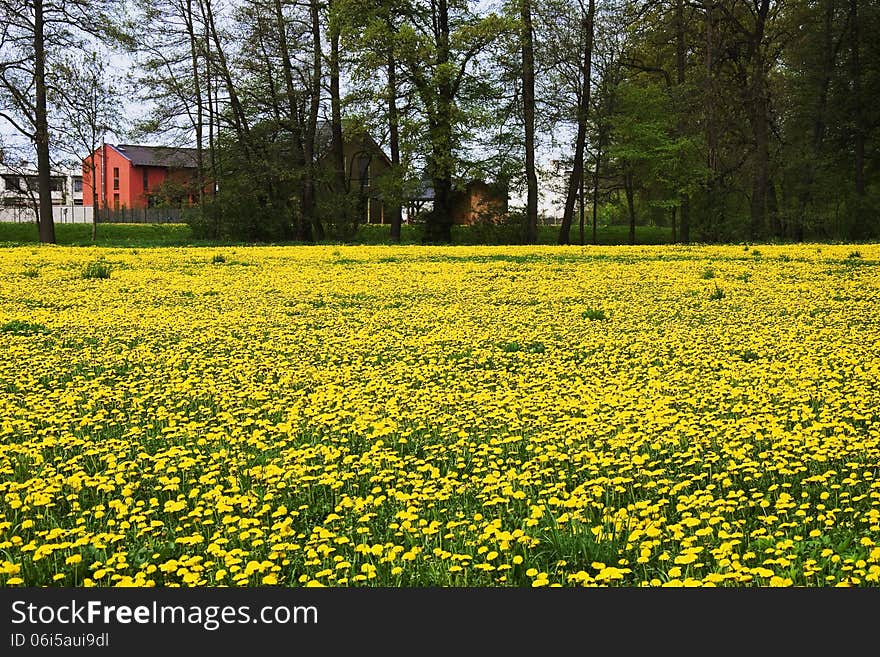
[
  {"left": 581, "top": 307, "right": 607, "bottom": 321},
  {"left": 82, "top": 260, "right": 111, "bottom": 280}
]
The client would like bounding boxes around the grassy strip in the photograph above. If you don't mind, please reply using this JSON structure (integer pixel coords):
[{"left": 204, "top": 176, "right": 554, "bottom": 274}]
[{"left": 0, "top": 221, "right": 674, "bottom": 248}]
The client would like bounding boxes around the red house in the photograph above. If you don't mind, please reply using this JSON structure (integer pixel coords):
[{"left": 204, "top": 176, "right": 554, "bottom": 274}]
[{"left": 82, "top": 144, "right": 202, "bottom": 210}]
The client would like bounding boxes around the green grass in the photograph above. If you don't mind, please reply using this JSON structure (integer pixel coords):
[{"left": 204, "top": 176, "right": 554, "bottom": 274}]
[
  {"left": 82, "top": 260, "right": 112, "bottom": 279},
  {"left": 0, "top": 220, "right": 675, "bottom": 248},
  {"left": 0, "top": 222, "right": 196, "bottom": 247},
  {"left": 0, "top": 319, "right": 50, "bottom": 335},
  {"left": 581, "top": 307, "right": 608, "bottom": 321},
  {"left": 352, "top": 223, "right": 675, "bottom": 246}
]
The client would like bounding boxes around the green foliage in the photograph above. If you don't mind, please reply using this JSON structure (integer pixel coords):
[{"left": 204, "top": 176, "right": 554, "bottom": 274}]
[
  {"left": 185, "top": 125, "right": 317, "bottom": 243},
  {"left": 581, "top": 307, "right": 607, "bottom": 321},
  {"left": 0, "top": 222, "right": 194, "bottom": 247},
  {"left": 607, "top": 81, "right": 708, "bottom": 218},
  {"left": 82, "top": 260, "right": 111, "bottom": 279},
  {"left": 0, "top": 320, "right": 50, "bottom": 335}
]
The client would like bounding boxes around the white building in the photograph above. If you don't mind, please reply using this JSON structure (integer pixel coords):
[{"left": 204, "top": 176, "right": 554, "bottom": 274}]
[{"left": 0, "top": 165, "right": 90, "bottom": 222}]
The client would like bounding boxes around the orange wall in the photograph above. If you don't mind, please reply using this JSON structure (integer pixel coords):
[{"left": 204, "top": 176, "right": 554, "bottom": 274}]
[
  {"left": 81, "top": 154, "right": 98, "bottom": 207},
  {"left": 81, "top": 145, "right": 135, "bottom": 209},
  {"left": 143, "top": 167, "right": 167, "bottom": 207},
  {"left": 82, "top": 146, "right": 191, "bottom": 209}
]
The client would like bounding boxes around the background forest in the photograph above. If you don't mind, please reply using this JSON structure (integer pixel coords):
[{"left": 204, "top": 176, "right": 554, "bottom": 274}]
[{"left": 1, "top": 0, "right": 878, "bottom": 244}]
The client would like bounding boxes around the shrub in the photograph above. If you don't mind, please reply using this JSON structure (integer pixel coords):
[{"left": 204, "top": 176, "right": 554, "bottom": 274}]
[{"left": 82, "top": 260, "right": 111, "bottom": 280}]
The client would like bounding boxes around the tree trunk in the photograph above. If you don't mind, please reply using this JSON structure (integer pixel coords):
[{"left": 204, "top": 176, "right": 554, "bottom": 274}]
[
  {"left": 423, "top": 0, "right": 455, "bottom": 243},
  {"left": 203, "top": 0, "right": 248, "bottom": 145},
  {"left": 578, "top": 167, "right": 585, "bottom": 245},
  {"left": 558, "top": 0, "right": 595, "bottom": 245},
  {"left": 200, "top": 0, "right": 220, "bottom": 239},
  {"left": 33, "top": 0, "right": 55, "bottom": 244},
  {"left": 675, "top": 0, "right": 690, "bottom": 243},
  {"left": 521, "top": 0, "right": 538, "bottom": 244},
  {"left": 329, "top": 14, "right": 349, "bottom": 231},
  {"left": 748, "top": 0, "right": 771, "bottom": 241},
  {"left": 387, "top": 41, "right": 403, "bottom": 243},
  {"left": 850, "top": 0, "right": 865, "bottom": 239},
  {"left": 428, "top": 172, "right": 454, "bottom": 243},
  {"left": 704, "top": 1, "right": 719, "bottom": 238},
  {"left": 591, "top": 147, "right": 601, "bottom": 245},
  {"left": 625, "top": 171, "right": 636, "bottom": 245},
  {"left": 184, "top": 0, "right": 205, "bottom": 214},
  {"left": 305, "top": 0, "right": 323, "bottom": 241}
]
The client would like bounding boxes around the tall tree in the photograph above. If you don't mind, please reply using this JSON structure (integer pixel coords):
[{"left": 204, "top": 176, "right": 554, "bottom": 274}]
[
  {"left": 0, "top": 0, "right": 123, "bottom": 243},
  {"left": 396, "top": 0, "right": 507, "bottom": 242},
  {"left": 520, "top": 0, "right": 538, "bottom": 244},
  {"left": 553, "top": 0, "right": 595, "bottom": 245}
]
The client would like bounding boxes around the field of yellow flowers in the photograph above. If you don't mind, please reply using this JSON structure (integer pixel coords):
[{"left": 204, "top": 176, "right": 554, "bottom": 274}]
[{"left": 1, "top": 243, "right": 879, "bottom": 587}]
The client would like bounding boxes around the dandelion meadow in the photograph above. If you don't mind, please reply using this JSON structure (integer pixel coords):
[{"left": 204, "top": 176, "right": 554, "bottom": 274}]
[{"left": 1, "top": 243, "right": 879, "bottom": 588}]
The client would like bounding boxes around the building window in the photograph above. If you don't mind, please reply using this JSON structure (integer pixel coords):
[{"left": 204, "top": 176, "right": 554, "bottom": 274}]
[
  {"left": 113, "top": 167, "right": 119, "bottom": 190},
  {"left": 2, "top": 175, "right": 22, "bottom": 192},
  {"left": 113, "top": 194, "right": 120, "bottom": 210},
  {"left": 353, "top": 154, "right": 371, "bottom": 188},
  {"left": 73, "top": 177, "right": 83, "bottom": 192},
  {"left": 50, "top": 177, "right": 65, "bottom": 192},
  {"left": 142, "top": 168, "right": 149, "bottom": 192}
]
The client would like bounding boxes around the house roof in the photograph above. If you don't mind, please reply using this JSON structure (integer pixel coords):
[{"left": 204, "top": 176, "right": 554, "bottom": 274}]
[
  {"left": 113, "top": 144, "right": 200, "bottom": 169},
  {"left": 314, "top": 121, "right": 393, "bottom": 169}
]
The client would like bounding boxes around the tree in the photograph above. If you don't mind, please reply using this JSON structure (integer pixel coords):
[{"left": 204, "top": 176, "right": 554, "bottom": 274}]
[
  {"left": 337, "top": 0, "right": 420, "bottom": 242},
  {"left": 520, "top": 0, "right": 538, "bottom": 244},
  {"left": 534, "top": 0, "right": 595, "bottom": 245},
  {"left": 0, "top": 0, "right": 123, "bottom": 243},
  {"left": 395, "top": 0, "right": 508, "bottom": 242},
  {"left": 50, "top": 50, "right": 120, "bottom": 241}
]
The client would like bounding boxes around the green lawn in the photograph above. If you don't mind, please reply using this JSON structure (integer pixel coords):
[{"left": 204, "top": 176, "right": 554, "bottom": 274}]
[
  {"left": 0, "top": 222, "right": 197, "bottom": 248},
  {"left": 0, "top": 220, "right": 674, "bottom": 248}
]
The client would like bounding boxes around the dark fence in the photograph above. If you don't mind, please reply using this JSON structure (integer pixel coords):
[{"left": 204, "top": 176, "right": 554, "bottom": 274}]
[{"left": 96, "top": 207, "right": 185, "bottom": 223}]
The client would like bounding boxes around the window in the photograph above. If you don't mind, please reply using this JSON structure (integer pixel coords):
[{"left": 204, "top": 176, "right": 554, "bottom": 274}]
[
  {"left": 49, "top": 177, "right": 65, "bottom": 192},
  {"left": 113, "top": 194, "right": 120, "bottom": 210},
  {"left": 2, "top": 175, "right": 22, "bottom": 192},
  {"left": 113, "top": 167, "right": 119, "bottom": 190},
  {"left": 73, "top": 177, "right": 83, "bottom": 192},
  {"left": 353, "top": 154, "right": 371, "bottom": 188},
  {"left": 142, "top": 168, "right": 149, "bottom": 192}
]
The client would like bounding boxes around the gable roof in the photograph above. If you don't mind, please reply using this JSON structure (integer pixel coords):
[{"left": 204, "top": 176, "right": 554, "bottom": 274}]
[
  {"left": 314, "top": 121, "right": 393, "bottom": 168},
  {"left": 113, "top": 144, "right": 200, "bottom": 169}
]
